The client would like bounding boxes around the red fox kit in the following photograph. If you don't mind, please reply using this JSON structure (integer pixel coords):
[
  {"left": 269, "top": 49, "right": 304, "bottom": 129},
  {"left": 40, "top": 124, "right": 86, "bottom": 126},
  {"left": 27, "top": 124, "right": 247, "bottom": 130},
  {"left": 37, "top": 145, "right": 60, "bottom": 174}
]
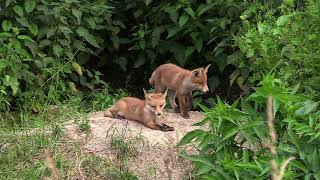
[
  {"left": 149, "top": 63, "right": 210, "bottom": 118},
  {"left": 104, "top": 89, "right": 174, "bottom": 132}
]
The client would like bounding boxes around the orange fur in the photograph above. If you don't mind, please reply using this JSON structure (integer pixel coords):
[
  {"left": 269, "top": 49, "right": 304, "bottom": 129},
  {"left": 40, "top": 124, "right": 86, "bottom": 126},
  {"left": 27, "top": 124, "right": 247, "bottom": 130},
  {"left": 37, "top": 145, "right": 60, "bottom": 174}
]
[
  {"left": 104, "top": 89, "right": 174, "bottom": 132},
  {"left": 149, "top": 63, "right": 210, "bottom": 118}
]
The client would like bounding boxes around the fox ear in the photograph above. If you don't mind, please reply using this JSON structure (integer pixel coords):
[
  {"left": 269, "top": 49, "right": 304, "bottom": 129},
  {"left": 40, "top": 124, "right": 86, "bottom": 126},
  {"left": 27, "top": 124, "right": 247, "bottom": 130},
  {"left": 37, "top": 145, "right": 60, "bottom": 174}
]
[
  {"left": 143, "top": 88, "right": 148, "bottom": 96},
  {"left": 143, "top": 89, "right": 151, "bottom": 101},
  {"left": 192, "top": 69, "right": 200, "bottom": 77},
  {"left": 204, "top": 64, "right": 211, "bottom": 73},
  {"left": 163, "top": 88, "right": 168, "bottom": 98}
]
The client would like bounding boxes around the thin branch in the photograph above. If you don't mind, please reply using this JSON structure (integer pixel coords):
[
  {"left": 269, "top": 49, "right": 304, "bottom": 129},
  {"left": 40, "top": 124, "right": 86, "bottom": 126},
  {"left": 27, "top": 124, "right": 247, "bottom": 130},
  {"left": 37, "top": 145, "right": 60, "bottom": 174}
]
[
  {"left": 266, "top": 96, "right": 295, "bottom": 180},
  {"left": 267, "top": 96, "right": 277, "bottom": 156}
]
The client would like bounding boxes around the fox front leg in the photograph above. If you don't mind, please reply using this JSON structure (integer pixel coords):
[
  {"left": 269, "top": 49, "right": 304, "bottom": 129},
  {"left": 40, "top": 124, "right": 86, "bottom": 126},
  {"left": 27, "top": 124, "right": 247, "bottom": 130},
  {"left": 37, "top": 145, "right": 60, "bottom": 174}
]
[
  {"left": 145, "top": 121, "right": 174, "bottom": 132},
  {"left": 185, "top": 92, "right": 193, "bottom": 113}
]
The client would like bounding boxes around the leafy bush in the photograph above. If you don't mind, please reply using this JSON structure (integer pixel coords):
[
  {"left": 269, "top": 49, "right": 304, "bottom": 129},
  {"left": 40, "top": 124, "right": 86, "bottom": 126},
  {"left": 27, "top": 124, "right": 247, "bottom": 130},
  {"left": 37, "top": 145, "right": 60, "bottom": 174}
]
[
  {"left": 0, "top": 0, "right": 114, "bottom": 111},
  {"left": 236, "top": 0, "right": 320, "bottom": 99},
  {"left": 178, "top": 75, "right": 320, "bottom": 179},
  {"left": 1, "top": 0, "right": 252, "bottom": 110}
]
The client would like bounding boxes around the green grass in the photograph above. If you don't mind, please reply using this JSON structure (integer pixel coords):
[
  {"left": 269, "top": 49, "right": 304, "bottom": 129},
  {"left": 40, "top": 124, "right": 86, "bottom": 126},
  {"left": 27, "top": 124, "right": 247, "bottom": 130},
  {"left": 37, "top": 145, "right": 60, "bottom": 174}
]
[
  {"left": 0, "top": 91, "right": 137, "bottom": 179},
  {"left": 0, "top": 132, "right": 114, "bottom": 179},
  {"left": 107, "top": 132, "right": 145, "bottom": 179},
  {"left": 110, "top": 134, "right": 144, "bottom": 162}
]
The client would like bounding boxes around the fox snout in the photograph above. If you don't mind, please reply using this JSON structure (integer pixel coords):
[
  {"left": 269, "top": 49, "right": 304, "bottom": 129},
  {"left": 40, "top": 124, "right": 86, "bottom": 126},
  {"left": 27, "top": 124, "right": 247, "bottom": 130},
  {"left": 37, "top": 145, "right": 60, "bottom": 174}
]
[
  {"left": 201, "top": 85, "right": 209, "bottom": 93},
  {"left": 156, "top": 112, "right": 162, "bottom": 116}
]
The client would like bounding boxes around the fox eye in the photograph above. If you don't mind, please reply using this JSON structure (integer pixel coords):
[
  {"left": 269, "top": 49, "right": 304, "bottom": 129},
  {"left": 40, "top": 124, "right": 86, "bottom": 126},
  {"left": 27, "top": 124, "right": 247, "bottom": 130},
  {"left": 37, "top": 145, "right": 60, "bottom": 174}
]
[
  {"left": 160, "top": 104, "right": 163, "bottom": 107},
  {"left": 151, "top": 105, "right": 156, "bottom": 108}
]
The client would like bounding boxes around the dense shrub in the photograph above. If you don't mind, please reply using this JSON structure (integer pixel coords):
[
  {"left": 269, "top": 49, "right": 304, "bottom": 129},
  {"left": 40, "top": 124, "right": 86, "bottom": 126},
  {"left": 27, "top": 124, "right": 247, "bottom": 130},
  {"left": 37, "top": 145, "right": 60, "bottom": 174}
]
[
  {"left": 236, "top": 0, "right": 320, "bottom": 99},
  {"left": 178, "top": 75, "right": 320, "bottom": 179},
  {"left": 0, "top": 0, "right": 115, "bottom": 110},
  {"left": 0, "top": 0, "right": 253, "bottom": 110}
]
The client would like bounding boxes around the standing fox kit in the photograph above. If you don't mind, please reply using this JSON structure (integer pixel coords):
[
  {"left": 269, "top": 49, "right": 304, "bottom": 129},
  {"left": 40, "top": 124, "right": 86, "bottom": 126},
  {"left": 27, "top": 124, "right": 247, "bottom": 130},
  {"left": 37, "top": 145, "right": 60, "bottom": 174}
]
[
  {"left": 104, "top": 89, "right": 174, "bottom": 132},
  {"left": 149, "top": 63, "right": 210, "bottom": 118}
]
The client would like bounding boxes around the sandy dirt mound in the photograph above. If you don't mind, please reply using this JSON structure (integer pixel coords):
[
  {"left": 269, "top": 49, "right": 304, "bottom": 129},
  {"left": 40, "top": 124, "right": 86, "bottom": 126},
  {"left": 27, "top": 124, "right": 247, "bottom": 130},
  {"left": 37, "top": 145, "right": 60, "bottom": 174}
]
[{"left": 64, "top": 110, "right": 206, "bottom": 180}]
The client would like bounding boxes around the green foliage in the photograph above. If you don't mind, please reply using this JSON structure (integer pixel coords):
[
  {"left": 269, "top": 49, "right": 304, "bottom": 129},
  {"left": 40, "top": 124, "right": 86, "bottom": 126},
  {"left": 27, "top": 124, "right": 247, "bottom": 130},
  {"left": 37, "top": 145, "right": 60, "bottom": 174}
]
[
  {"left": 178, "top": 75, "right": 320, "bottom": 179},
  {"left": 87, "top": 85, "right": 128, "bottom": 111},
  {"left": 236, "top": 0, "right": 320, "bottom": 99},
  {"left": 0, "top": 0, "right": 113, "bottom": 111}
]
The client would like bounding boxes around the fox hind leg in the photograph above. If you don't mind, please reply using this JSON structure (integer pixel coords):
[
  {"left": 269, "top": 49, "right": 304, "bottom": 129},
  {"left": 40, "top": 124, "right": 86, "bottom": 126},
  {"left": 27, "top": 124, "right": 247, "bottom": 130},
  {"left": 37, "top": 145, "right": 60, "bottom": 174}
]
[
  {"left": 168, "top": 89, "right": 179, "bottom": 112},
  {"left": 104, "top": 107, "right": 115, "bottom": 117},
  {"left": 104, "top": 105, "right": 124, "bottom": 119},
  {"left": 177, "top": 94, "right": 190, "bottom": 119}
]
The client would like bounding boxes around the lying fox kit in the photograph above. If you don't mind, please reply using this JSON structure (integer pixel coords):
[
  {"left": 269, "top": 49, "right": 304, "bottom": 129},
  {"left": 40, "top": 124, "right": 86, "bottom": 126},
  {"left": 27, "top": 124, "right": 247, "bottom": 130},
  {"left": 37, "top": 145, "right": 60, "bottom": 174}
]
[
  {"left": 104, "top": 89, "right": 174, "bottom": 132},
  {"left": 149, "top": 63, "right": 210, "bottom": 118}
]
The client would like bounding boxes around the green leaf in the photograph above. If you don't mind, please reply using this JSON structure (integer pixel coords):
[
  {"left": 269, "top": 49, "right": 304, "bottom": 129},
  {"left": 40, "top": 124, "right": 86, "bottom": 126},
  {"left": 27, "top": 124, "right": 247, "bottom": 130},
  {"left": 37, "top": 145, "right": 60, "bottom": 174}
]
[
  {"left": 176, "top": 129, "right": 204, "bottom": 147},
  {"left": 72, "top": 8, "right": 82, "bottom": 25},
  {"left": 180, "top": 153, "right": 230, "bottom": 179},
  {"left": 180, "top": 153, "right": 215, "bottom": 169},
  {"left": 17, "top": 35, "right": 34, "bottom": 42},
  {"left": 278, "top": 144, "right": 297, "bottom": 154},
  {"left": 166, "top": 26, "right": 180, "bottom": 39},
  {"left": 28, "top": 22, "right": 38, "bottom": 36},
  {"left": 145, "top": 0, "right": 153, "bottom": 6},
  {"left": 24, "top": 0, "right": 36, "bottom": 13},
  {"left": 218, "top": 127, "right": 238, "bottom": 143},
  {"left": 276, "top": 15, "right": 290, "bottom": 26},
  {"left": 39, "top": 39, "right": 51, "bottom": 47},
  {"left": 76, "top": 27, "right": 100, "bottom": 48},
  {"left": 196, "top": 164, "right": 212, "bottom": 176},
  {"left": 13, "top": 5, "right": 24, "bottom": 17},
  {"left": 273, "top": 98, "right": 280, "bottom": 117},
  {"left": 185, "top": 8, "right": 195, "bottom": 19},
  {"left": 194, "top": 38, "right": 203, "bottom": 52},
  {"left": 3, "top": 75, "right": 19, "bottom": 95},
  {"left": 16, "top": 17, "right": 29, "bottom": 27},
  {"left": 0, "top": 32, "right": 12, "bottom": 38},
  {"left": 2, "top": 20, "right": 12, "bottom": 32},
  {"left": 24, "top": 40, "right": 37, "bottom": 57},
  {"left": 85, "top": 17, "right": 96, "bottom": 29},
  {"left": 193, "top": 116, "right": 210, "bottom": 126},
  {"left": 257, "top": 22, "right": 267, "bottom": 35},
  {"left": 59, "top": 26, "right": 73, "bottom": 35},
  {"left": 199, "top": 134, "right": 214, "bottom": 150},
  {"left": 295, "top": 100, "right": 319, "bottom": 115},
  {"left": 163, "top": 6, "right": 179, "bottom": 23},
  {"left": 152, "top": 26, "right": 164, "bottom": 48},
  {"left": 308, "top": 132, "right": 320, "bottom": 143},
  {"left": 53, "top": 44, "right": 63, "bottom": 57},
  {"left": 185, "top": 46, "right": 195, "bottom": 57},
  {"left": 179, "top": 15, "right": 189, "bottom": 27},
  {"left": 197, "top": 3, "right": 215, "bottom": 16}
]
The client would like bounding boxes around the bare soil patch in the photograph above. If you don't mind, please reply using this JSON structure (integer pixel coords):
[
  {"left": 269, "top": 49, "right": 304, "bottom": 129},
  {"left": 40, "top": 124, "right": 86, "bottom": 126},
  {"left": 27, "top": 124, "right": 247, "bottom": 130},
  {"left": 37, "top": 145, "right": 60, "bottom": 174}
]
[{"left": 64, "top": 110, "right": 206, "bottom": 180}]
